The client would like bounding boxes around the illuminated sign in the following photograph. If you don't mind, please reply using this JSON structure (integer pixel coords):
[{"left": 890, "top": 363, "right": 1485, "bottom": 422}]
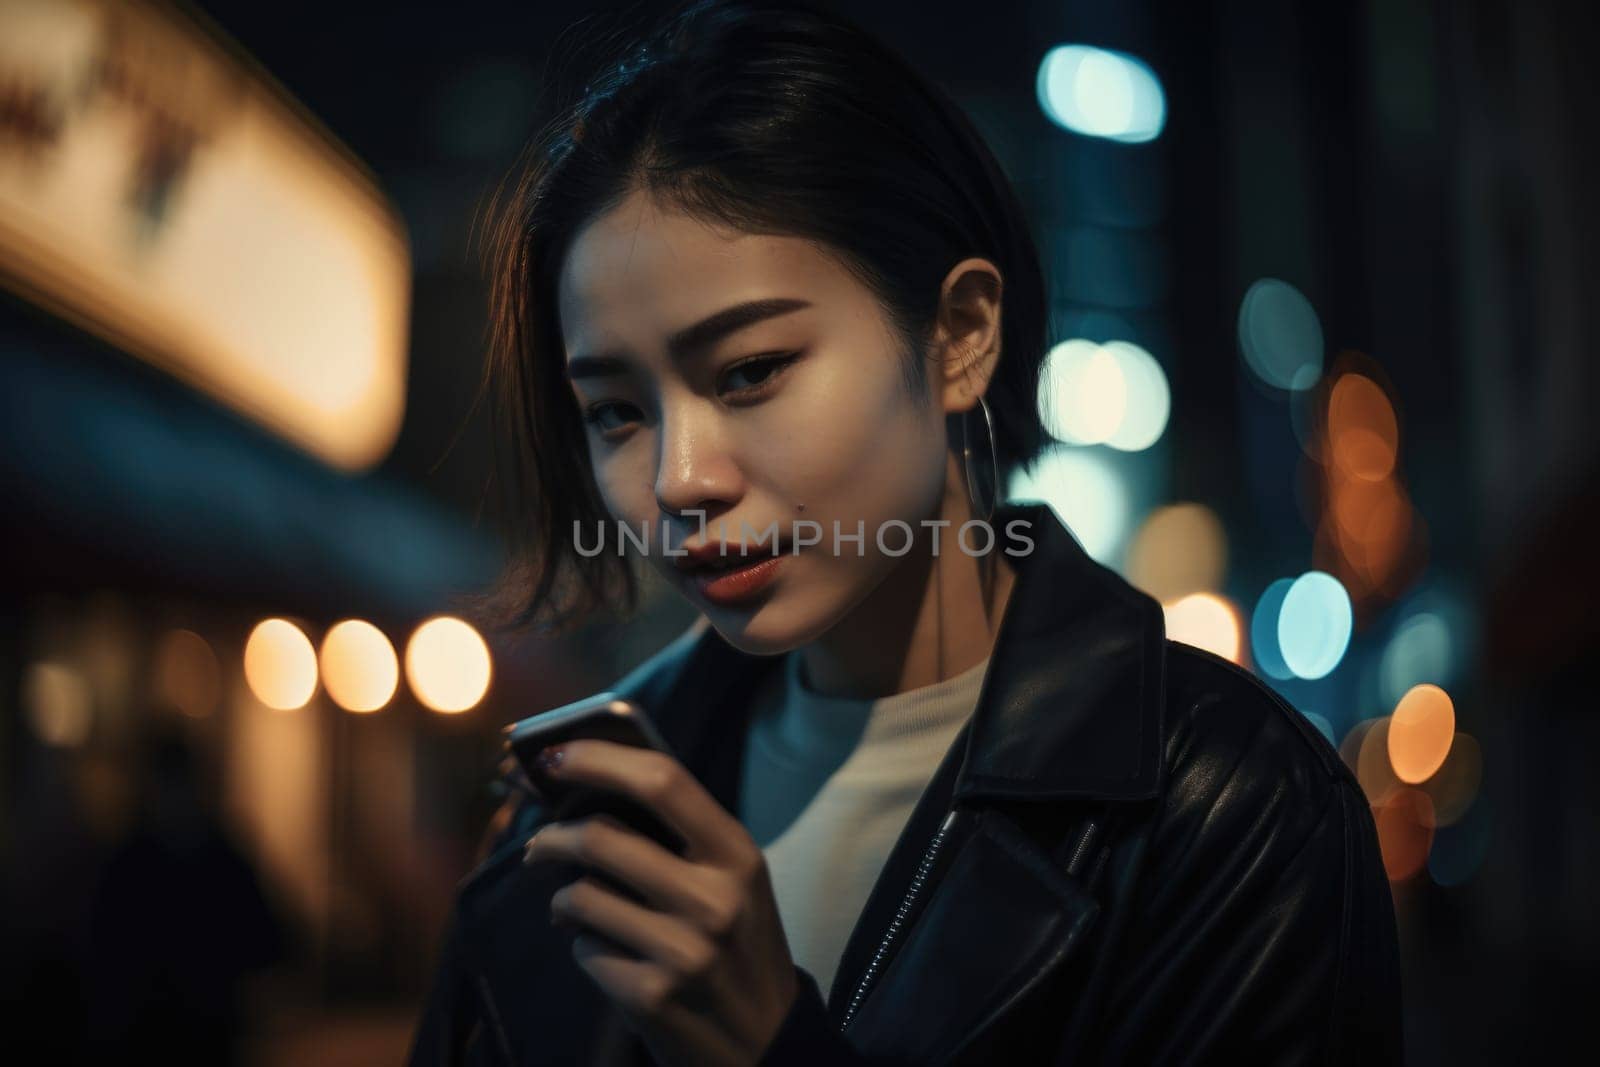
[{"left": 0, "top": 0, "right": 410, "bottom": 470}]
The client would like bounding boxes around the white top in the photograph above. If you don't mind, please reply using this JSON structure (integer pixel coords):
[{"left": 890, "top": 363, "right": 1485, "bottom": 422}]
[{"left": 736, "top": 650, "right": 990, "bottom": 1000}]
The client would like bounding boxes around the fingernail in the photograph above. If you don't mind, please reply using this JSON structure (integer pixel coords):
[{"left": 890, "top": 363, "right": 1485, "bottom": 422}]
[{"left": 537, "top": 745, "right": 565, "bottom": 771}]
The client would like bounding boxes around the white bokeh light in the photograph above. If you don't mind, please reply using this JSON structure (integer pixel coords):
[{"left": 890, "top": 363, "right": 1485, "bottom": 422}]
[
  {"left": 1038, "top": 338, "right": 1168, "bottom": 452},
  {"left": 1037, "top": 45, "right": 1166, "bottom": 143},
  {"left": 1102, "top": 341, "right": 1170, "bottom": 451},
  {"left": 1008, "top": 445, "right": 1130, "bottom": 563}
]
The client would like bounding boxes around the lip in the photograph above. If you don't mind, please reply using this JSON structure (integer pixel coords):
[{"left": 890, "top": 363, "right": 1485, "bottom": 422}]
[
  {"left": 683, "top": 552, "right": 788, "bottom": 606},
  {"left": 671, "top": 535, "right": 789, "bottom": 572}
]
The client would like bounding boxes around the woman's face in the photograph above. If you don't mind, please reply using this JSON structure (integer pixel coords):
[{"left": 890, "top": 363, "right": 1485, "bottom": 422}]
[{"left": 557, "top": 188, "right": 954, "bottom": 655}]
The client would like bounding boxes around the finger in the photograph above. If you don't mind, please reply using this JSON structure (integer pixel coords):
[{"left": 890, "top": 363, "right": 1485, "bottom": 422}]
[
  {"left": 554, "top": 875, "right": 714, "bottom": 983},
  {"left": 573, "top": 943, "right": 728, "bottom": 1067},
  {"left": 571, "top": 931, "right": 668, "bottom": 1016},
  {"left": 571, "top": 933, "right": 726, "bottom": 1047},
  {"left": 496, "top": 754, "right": 543, "bottom": 801},
  {"left": 538, "top": 740, "right": 746, "bottom": 864},
  {"left": 525, "top": 814, "right": 732, "bottom": 931}
]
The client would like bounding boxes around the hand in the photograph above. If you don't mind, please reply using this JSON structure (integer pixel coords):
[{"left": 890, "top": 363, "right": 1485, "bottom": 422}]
[{"left": 521, "top": 739, "right": 799, "bottom": 1067}]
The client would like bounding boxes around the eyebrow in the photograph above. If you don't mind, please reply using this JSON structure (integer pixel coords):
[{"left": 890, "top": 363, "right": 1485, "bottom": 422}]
[{"left": 566, "top": 297, "right": 813, "bottom": 381}]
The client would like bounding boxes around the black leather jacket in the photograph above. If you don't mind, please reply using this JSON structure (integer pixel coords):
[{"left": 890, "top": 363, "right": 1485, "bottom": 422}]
[{"left": 408, "top": 500, "right": 1404, "bottom": 1065}]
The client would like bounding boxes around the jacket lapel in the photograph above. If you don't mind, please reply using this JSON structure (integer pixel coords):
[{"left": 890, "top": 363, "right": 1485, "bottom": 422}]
[{"left": 836, "top": 805, "right": 1104, "bottom": 1063}]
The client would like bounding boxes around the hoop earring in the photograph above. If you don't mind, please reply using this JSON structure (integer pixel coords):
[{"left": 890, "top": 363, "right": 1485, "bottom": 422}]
[{"left": 962, "top": 394, "right": 1000, "bottom": 523}]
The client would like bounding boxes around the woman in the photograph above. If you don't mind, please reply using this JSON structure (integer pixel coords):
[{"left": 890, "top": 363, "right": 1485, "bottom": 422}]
[{"left": 410, "top": 1, "right": 1403, "bottom": 1063}]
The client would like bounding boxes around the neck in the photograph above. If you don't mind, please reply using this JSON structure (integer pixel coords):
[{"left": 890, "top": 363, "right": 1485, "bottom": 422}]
[{"left": 799, "top": 483, "right": 1017, "bottom": 701}]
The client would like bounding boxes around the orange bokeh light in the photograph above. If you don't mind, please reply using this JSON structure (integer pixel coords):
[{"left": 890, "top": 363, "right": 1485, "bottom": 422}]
[
  {"left": 1310, "top": 356, "right": 1428, "bottom": 616},
  {"left": 405, "top": 616, "right": 492, "bottom": 714},
  {"left": 1126, "top": 503, "right": 1229, "bottom": 603},
  {"left": 1330, "top": 474, "right": 1413, "bottom": 577},
  {"left": 1327, "top": 374, "right": 1398, "bottom": 482},
  {"left": 319, "top": 619, "right": 399, "bottom": 714},
  {"left": 244, "top": 619, "right": 318, "bottom": 711},
  {"left": 153, "top": 628, "right": 222, "bottom": 719},
  {"left": 1388, "top": 684, "right": 1456, "bottom": 784}
]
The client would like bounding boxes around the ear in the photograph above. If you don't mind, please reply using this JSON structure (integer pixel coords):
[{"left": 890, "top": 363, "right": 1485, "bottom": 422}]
[{"left": 930, "top": 258, "right": 1004, "bottom": 415}]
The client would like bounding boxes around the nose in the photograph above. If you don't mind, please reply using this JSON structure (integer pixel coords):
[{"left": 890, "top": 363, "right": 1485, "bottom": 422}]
[{"left": 653, "top": 400, "right": 743, "bottom": 520}]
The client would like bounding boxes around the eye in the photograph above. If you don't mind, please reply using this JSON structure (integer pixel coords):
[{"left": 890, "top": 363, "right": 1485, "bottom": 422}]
[
  {"left": 719, "top": 351, "right": 801, "bottom": 399},
  {"left": 581, "top": 401, "right": 641, "bottom": 437}
]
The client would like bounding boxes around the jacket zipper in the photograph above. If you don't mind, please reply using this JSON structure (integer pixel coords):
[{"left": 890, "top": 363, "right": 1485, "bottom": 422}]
[
  {"left": 1063, "top": 816, "right": 1101, "bottom": 877},
  {"left": 840, "top": 808, "right": 960, "bottom": 1031}
]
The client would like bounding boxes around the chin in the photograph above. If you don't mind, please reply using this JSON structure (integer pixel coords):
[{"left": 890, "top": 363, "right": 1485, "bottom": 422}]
[
  {"left": 700, "top": 607, "right": 805, "bottom": 658},
  {"left": 698, "top": 584, "right": 839, "bottom": 658}
]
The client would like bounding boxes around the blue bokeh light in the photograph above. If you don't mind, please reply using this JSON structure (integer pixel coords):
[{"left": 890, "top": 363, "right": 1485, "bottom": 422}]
[
  {"left": 1278, "top": 571, "right": 1353, "bottom": 680},
  {"left": 1238, "top": 278, "right": 1324, "bottom": 391},
  {"left": 1380, "top": 611, "right": 1455, "bottom": 708},
  {"left": 1251, "top": 577, "right": 1297, "bottom": 680}
]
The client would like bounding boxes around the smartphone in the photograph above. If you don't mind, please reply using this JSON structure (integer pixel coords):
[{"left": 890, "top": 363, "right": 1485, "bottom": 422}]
[{"left": 503, "top": 693, "right": 688, "bottom": 857}]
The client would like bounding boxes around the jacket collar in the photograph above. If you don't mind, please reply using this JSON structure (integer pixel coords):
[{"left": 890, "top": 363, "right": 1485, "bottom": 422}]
[
  {"left": 956, "top": 499, "right": 1167, "bottom": 803},
  {"left": 635, "top": 499, "right": 1167, "bottom": 807}
]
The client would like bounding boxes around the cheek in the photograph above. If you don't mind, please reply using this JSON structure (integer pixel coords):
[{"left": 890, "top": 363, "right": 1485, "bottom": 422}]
[
  {"left": 590, "top": 446, "right": 655, "bottom": 522},
  {"left": 753, "top": 359, "right": 940, "bottom": 493}
]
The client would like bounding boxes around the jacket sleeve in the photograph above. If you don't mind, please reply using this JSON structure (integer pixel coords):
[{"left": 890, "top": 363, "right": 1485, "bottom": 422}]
[
  {"left": 408, "top": 906, "right": 481, "bottom": 1067},
  {"left": 1090, "top": 717, "right": 1405, "bottom": 1064},
  {"left": 408, "top": 774, "right": 551, "bottom": 1067}
]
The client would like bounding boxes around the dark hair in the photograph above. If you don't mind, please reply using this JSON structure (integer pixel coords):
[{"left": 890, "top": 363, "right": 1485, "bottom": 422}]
[{"left": 476, "top": 0, "right": 1050, "bottom": 635}]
